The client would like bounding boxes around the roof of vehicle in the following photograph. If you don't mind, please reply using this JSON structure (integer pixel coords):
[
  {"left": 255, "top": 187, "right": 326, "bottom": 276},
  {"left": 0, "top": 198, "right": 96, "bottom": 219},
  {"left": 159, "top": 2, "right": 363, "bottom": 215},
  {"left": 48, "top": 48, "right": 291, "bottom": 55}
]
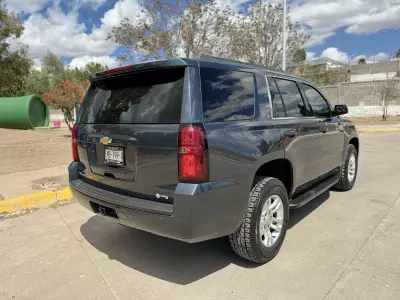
[{"left": 92, "top": 55, "right": 314, "bottom": 86}]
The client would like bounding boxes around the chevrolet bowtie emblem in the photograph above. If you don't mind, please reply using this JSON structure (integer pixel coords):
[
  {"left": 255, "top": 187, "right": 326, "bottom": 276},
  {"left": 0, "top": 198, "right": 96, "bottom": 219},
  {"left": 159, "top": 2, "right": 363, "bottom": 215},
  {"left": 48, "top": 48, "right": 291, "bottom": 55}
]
[{"left": 100, "top": 137, "right": 112, "bottom": 145}]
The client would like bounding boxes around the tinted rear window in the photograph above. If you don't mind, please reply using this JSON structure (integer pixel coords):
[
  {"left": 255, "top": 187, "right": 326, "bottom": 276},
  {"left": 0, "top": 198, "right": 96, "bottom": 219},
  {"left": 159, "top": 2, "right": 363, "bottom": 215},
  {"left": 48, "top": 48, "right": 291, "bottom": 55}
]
[
  {"left": 80, "top": 68, "right": 185, "bottom": 124},
  {"left": 201, "top": 68, "right": 255, "bottom": 122}
]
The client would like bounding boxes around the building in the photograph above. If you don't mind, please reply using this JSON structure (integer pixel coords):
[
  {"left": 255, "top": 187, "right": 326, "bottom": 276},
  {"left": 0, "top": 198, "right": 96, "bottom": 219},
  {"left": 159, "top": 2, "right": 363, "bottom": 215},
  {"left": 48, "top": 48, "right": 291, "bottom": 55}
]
[{"left": 306, "top": 57, "right": 345, "bottom": 71}]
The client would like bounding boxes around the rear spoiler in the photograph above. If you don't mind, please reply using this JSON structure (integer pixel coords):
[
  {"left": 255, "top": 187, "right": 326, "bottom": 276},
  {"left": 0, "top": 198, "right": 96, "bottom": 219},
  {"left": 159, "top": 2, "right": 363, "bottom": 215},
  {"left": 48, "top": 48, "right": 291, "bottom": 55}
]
[{"left": 90, "top": 58, "right": 197, "bottom": 82}]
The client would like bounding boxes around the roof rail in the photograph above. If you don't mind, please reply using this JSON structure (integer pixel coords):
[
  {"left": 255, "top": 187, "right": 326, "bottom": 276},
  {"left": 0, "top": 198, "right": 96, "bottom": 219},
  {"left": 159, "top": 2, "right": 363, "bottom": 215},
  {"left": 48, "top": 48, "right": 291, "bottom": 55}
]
[{"left": 199, "top": 54, "right": 286, "bottom": 74}]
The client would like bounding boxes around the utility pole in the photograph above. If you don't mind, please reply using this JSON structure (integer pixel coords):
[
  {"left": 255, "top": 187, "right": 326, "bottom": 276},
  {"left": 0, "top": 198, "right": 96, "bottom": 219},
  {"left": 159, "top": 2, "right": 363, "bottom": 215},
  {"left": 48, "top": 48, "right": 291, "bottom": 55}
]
[{"left": 282, "top": 0, "right": 287, "bottom": 71}]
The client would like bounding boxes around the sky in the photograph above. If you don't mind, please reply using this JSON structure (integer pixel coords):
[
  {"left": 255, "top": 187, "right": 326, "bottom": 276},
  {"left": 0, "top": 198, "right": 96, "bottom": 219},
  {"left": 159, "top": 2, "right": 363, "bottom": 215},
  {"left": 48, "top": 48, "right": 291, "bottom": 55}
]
[{"left": 3, "top": 0, "right": 400, "bottom": 69}]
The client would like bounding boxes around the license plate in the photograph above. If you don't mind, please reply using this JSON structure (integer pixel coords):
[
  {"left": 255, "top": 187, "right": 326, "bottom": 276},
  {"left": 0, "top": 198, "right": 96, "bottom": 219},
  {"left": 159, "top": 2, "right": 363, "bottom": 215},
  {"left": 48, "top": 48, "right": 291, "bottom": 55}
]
[{"left": 104, "top": 147, "right": 124, "bottom": 165}]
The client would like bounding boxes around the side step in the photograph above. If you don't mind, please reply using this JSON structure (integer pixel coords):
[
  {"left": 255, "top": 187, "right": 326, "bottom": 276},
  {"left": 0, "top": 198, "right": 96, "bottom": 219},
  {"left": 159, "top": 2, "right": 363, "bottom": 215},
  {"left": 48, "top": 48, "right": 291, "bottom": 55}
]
[{"left": 289, "top": 175, "right": 339, "bottom": 209}]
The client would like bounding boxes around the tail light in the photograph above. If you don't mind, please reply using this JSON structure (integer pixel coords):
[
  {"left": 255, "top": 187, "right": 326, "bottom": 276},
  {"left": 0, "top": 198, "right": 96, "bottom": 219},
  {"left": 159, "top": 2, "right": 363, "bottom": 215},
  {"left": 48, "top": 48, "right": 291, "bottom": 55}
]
[
  {"left": 99, "top": 65, "right": 133, "bottom": 75},
  {"left": 178, "top": 124, "right": 208, "bottom": 183},
  {"left": 72, "top": 124, "right": 80, "bottom": 162}
]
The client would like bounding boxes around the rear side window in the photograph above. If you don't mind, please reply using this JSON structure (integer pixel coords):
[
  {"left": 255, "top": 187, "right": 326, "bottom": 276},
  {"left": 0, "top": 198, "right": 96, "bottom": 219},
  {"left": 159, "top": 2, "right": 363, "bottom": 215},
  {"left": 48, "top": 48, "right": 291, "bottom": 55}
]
[
  {"left": 302, "top": 84, "right": 331, "bottom": 117},
  {"left": 274, "top": 78, "right": 307, "bottom": 117},
  {"left": 268, "top": 78, "right": 286, "bottom": 118},
  {"left": 201, "top": 68, "right": 255, "bottom": 122},
  {"left": 80, "top": 68, "right": 185, "bottom": 124}
]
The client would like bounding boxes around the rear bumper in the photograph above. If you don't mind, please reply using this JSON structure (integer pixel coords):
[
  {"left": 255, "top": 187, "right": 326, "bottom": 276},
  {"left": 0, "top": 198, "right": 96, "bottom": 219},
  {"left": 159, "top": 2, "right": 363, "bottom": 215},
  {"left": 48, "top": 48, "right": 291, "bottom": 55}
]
[{"left": 69, "top": 164, "right": 250, "bottom": 243}]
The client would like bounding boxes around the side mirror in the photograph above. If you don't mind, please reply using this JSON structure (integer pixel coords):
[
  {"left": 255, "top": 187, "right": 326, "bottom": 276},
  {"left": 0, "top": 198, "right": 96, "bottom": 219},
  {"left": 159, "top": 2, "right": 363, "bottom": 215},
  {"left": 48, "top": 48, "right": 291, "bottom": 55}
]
[{"left": 333, "top": 104, "right": 348, "bottom": 116}]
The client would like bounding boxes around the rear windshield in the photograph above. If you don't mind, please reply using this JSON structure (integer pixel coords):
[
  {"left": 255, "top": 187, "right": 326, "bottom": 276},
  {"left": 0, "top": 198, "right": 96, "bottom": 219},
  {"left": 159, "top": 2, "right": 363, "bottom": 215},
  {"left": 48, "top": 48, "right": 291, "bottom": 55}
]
[{"left": 80, "top": 68, "right": 185, "bottom": 124}]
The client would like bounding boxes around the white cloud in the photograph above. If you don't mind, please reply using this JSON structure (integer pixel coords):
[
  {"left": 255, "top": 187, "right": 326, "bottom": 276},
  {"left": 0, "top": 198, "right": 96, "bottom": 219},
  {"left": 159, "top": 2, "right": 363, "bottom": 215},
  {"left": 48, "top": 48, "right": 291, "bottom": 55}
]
[
  {"left": 92, "top": 0, "right": 142, "bottom": 41},
  {"left": 292, "top": 0, "right": 400, "bottom": 46},
  {"left": 79, "top": 0, "right": 108, "bottom": 7},
  {"left": 306, "top": 51, "right": 315, "bottom": 60},
  {"left": 320, "top": 47, "right": 350, "bottom": 63},
  {"left": 318, "top": 48, "right": 390, "bottom": 64},
  {"left": 69, "top": 55, "right": 120, "bottom": 69},
  {"left": 3, "top": 0, "right": 49, "bottom": 14},
  {"left": 374, "top": 52, "right": 391, "bottom": 61},
  {"left": 18, "top": 6, "right": 113, "bottom": 58},
  {"left": 13, "top": 0, "right": 141, "bottom": 60},
  {"left": 353, "top": 52, "right": 390, "bottom": 63}
]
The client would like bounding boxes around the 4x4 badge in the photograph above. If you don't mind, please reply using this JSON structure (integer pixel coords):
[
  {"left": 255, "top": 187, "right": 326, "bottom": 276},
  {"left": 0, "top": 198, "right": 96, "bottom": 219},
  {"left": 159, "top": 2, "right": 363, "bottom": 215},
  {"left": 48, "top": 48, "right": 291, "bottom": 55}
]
[{"left": 100, "top": 137, "right": 112, "bottom": 145}]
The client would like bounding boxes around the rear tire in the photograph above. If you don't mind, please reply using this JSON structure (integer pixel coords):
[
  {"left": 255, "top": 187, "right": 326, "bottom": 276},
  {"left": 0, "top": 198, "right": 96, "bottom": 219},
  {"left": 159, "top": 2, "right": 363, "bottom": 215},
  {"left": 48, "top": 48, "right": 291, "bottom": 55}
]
[
  {"left": 229, "top": 177, "right": 289, "bottom": 264},
  {"left": 334, "top": 144, "right": 358, "bottom": 191}
]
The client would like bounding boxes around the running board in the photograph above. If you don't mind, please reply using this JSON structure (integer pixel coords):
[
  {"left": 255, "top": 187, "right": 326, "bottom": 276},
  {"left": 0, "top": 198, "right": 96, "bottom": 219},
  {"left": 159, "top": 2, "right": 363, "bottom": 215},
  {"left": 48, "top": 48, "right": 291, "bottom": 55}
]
[{"left": 289, "top": 175, "right": 339, "bottom": 209}]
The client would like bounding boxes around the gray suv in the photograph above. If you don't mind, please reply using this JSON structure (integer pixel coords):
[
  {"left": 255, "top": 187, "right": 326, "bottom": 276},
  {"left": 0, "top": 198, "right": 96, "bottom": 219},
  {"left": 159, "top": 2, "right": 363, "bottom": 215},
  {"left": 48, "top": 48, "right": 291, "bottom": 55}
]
[{"left": 69, "top": 56, "right": 359, "bottom": 264}]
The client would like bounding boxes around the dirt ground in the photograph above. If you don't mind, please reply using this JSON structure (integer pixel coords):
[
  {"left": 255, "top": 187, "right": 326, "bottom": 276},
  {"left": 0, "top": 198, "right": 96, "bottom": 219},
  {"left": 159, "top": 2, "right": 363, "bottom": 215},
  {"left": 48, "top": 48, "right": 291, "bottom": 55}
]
[{"left": 0, "top": 128, "right": 71, "bottom": 176}]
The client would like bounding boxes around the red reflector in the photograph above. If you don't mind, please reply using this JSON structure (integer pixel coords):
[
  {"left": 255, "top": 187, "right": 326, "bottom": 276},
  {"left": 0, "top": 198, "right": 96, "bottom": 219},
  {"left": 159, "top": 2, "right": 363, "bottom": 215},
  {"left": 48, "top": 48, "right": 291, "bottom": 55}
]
[
  {"left": 72, "top": 124, "right": 80, "bottom": 162},
  {"left": 178, "top": 125, "right": 208, "bottom": 182},
  {"left": 99, "top": 65, "right": 132, "bottom": 75}
]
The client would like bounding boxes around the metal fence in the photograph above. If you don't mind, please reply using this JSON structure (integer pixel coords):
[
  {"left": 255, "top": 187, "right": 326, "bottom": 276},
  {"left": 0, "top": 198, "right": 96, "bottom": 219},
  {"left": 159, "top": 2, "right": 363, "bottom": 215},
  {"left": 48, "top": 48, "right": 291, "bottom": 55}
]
[{"left": 319, "top": 79, "right": 400, "bottom": 106}]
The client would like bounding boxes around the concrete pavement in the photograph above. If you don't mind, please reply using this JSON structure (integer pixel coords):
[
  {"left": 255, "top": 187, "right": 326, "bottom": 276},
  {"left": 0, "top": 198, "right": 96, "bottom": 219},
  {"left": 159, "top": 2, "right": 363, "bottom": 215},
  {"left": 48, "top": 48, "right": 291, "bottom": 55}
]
[
  {"left": 0, "top": 165, "right": 68, "bottom": 198},
  {"left": 1, "top": 133, "right": 400, "bottom": 300}
]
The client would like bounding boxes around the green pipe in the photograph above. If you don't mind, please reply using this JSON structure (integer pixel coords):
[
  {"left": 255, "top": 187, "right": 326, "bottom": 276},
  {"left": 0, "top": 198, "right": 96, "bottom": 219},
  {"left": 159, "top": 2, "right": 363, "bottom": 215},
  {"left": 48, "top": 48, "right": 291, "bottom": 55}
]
[{"left": 0, "top": 95, "right": 49, "bottom": 129}]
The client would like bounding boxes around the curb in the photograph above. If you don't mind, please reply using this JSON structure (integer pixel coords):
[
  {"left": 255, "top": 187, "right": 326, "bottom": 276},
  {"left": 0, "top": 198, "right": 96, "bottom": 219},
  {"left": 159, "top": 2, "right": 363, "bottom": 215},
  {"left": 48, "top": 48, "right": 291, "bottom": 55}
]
[{"left": 0, "top": 187, "right": 73, "bottom": 214}]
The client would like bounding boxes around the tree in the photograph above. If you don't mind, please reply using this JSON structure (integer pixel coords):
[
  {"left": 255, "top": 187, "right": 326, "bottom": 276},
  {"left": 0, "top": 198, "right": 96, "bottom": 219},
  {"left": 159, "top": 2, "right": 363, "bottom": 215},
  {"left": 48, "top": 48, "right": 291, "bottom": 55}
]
[
  {"left": 230, "top": 2, "right": 309, "bottom": 68},
  {"left": 84, "top": 62, "right": 108, "bottom": 76},
  {"left": 358, "top": 58, "right": 366, "bottom": 64},
  {"left": 293, "top": 48, "right": 306, "bottom": 64},
  {"left": 43, "top": 51, "right": 66, "bottom": 88},
  {"left": 43, "top": 80, "right": 90, "bottom": 130},
  {"left": 25, "top": 52, "right": 106, "bottom": 95},
  {"left": 107, "top": 1, "right": 309, "bottom": 68},
  {"left": 396, "top": 49, "right": 400, "bottom": 60},
  {"left": 0, "top": 1, "right": 32, "bottom": 96},
  {"left": 25, "top": 51, "right": 65, "bottom": 95},
  {"left": 179, "top": 2, "right": 236, "bottom": 58},
  {"left": 379, "top": 81, "right": 400, "bottom": 121},
  {"left": 108, "top": 0, "right": 235, "bottom": 61}
]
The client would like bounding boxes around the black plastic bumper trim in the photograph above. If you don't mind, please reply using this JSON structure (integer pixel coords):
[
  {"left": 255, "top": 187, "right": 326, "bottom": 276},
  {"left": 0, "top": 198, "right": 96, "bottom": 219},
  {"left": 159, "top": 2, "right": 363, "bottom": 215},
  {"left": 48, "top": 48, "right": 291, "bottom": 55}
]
[{"left": 70, "top": 179, "right": 173, "bottom": 216}]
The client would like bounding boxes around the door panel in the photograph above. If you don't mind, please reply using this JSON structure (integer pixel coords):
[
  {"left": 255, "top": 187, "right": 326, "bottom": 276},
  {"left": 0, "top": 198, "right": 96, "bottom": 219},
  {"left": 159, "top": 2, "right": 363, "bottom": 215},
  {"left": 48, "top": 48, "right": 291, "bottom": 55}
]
[
  {"left": 299, "top": 83, "right": 345, "bottom": 174},
  {"left": 281, "top": 119, "right": 321, "bottom": 189},
  {"left": 318, "top": 118, "right": 345, "bottom": 172}
]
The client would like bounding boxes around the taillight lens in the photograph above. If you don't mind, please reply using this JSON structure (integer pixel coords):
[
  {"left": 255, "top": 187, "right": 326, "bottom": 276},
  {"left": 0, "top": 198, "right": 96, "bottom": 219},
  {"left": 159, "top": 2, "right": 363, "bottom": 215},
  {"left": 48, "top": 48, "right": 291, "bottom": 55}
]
[
  {"left": 72, "top": 124, "right": 80, "bottom": 162},
  {"left": 99, "top": 65, "right": 132, "bottom": 75},
  {"left": 178, "top": 124, "right": 208, "bottom": 182}
]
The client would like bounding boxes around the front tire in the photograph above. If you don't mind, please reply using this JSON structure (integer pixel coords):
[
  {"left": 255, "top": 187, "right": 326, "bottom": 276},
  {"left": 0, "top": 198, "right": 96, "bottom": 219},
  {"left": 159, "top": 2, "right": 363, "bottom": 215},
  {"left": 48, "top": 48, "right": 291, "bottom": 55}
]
[
  {"left": 229, "top": 177, "right": 289, "bottom": 264},
  {"left": 334, "top": 144, "right": 358, "bottom": 191}
]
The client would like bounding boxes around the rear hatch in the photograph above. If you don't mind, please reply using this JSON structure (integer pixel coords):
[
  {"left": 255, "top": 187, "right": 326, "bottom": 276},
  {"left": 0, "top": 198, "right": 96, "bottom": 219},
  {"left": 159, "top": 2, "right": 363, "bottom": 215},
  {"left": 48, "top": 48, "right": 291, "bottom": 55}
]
[{"left": 77, "top": 67, "right": 186, "bottom": 203}]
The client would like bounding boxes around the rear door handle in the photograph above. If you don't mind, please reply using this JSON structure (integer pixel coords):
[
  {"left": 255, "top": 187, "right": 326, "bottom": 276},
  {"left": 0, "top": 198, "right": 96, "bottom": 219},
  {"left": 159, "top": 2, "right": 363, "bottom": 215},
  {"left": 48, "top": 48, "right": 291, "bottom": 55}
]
[{"left": 284, "top": 130, "right": 298, "bottom": 138}]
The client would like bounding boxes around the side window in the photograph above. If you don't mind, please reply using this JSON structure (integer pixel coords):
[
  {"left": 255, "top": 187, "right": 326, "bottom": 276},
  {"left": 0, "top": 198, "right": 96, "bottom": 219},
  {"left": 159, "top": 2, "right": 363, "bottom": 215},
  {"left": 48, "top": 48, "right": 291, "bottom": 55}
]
[
  {"left": 302, "top": 84, "right": 331, "bottom": 117},
  {"left": 274, "top": 78, "right": 308, "bottom": 117},
  {"left": 268, "top": 78, "right": 286, "bottom": 118},
  {"left": 201, "top": 68, "right": 255, "bottom": 122},
  {"left": 255, "top": 74, "right": 271, "bottom": 119}
]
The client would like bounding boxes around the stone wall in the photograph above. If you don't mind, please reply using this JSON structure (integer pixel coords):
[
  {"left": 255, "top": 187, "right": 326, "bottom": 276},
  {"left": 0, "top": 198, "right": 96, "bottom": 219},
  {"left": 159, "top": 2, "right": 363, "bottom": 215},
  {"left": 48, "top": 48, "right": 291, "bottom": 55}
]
[
  {"left": 319, "top": 80, "right": 400, "bottom": 117},
  {"left": 320, "top": 80, "right": 400, "bottom": 105}
]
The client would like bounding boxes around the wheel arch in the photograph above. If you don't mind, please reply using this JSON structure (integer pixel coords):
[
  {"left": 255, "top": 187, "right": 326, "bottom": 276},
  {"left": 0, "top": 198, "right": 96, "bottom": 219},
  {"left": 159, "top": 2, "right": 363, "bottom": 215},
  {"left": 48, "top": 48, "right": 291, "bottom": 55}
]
[
  {"left": 253, "top": 158, "right": 294, "bottom": 196},
  {"left": 349, "top": 137, "right": 359, "bottom": 153}
]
